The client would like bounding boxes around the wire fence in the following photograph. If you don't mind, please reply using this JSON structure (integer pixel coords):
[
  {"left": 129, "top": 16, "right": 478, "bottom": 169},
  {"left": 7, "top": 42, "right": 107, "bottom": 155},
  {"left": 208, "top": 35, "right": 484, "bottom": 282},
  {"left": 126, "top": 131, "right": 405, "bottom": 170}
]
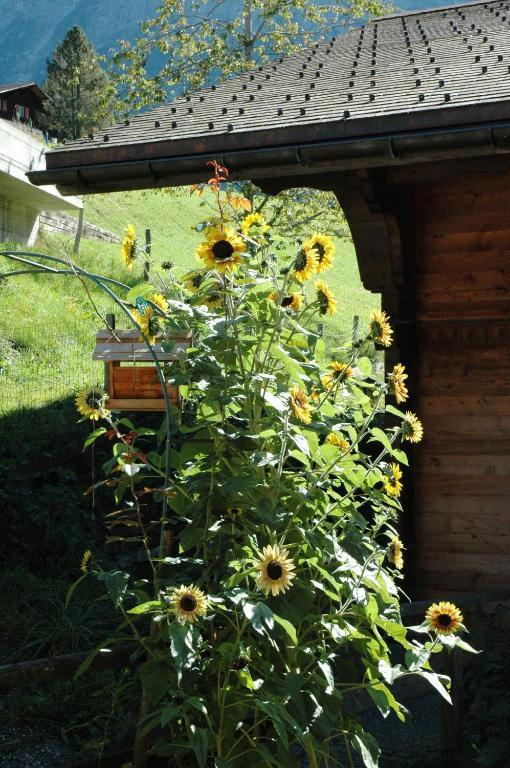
[{"left": 0, "top": 325, "right": 103, "bottom": 415}]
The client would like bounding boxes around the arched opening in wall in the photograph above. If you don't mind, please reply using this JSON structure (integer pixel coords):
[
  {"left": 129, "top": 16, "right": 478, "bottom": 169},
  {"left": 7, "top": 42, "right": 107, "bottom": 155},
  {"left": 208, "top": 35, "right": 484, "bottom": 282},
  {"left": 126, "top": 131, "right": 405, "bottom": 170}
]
[{"left": 251, "top": 180, "right": 382, "bottom": 353}]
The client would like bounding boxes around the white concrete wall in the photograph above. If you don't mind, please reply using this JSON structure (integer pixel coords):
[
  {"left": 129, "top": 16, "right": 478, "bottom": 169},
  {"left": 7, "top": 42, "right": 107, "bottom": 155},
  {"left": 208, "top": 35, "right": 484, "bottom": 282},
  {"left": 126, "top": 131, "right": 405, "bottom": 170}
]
[{"left": 0, "top": 118, "right": 82, "bottom": 243}]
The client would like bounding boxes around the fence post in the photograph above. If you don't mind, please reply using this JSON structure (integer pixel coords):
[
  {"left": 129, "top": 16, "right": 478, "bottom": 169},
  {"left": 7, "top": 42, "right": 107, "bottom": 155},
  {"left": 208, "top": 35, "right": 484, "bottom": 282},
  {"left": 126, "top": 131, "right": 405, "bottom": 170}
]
[
  {"left": 73, "top": 207, "right": 84, "bottom": 255},
  {"left": 144, "top": 228, "right": 151, "bottom": 281}
]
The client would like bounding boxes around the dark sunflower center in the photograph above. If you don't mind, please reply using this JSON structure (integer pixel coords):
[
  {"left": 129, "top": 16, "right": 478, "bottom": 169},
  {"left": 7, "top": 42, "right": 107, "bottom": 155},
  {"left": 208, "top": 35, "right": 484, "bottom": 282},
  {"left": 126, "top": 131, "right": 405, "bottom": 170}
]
[
  {"left": 314, "top": 242, "right": 325, "bottom": 260},
  {"left": 86, "top": 392, "right": 99, "bottom": 408},
  {"left": 294, "top": 395, "right": 303, "bottom": 407},
  {"left": 229, "top": 507, "right": 242, "bottom": 516},
  {"left": 212, "top": 239, "right": 235, "bottom": 262},
  {"left": 180, "top": 595, "right": 197, "bottom": 612},
  {"left": 266, "top": 560, "right": 283, "bottom": 580},
  {"left": 129, "top": 243, "right": 136, "bottom": 258},
  {"left": 148, "top": 315, "right": 160, "bottom": 335},
  {"left": 438, "top": 613, "right": 452, "bottom": 627},
  {"left": 318, "top": 291, "right": 329, "bottom": 313},
  {"left": 192, "top": 274, "right": 204, "bottom": 288},
  {"left": 281, "top": 296, "right": 294, "bottom": 307},
  {"left": 294, "top": 251, "right": 306, "bottom": 271}
]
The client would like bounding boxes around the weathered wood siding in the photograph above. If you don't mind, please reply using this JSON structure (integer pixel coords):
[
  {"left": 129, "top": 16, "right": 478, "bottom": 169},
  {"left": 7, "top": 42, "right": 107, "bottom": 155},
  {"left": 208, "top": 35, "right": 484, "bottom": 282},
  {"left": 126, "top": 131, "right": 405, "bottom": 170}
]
[{"left": 413, "top": 171, "right": 510, "bottom": 595}]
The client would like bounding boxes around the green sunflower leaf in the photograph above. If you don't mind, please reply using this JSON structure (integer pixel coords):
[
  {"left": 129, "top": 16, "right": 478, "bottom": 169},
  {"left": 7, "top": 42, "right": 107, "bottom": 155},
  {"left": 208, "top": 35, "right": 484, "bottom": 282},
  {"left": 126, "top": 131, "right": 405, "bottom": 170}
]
[
  {"left": 188, "top": 724, "right": 209, "bottom": 768},
  {"left": 243, "top": 601, "right": 274, "bottom": 634},
  {"left": 273, "top": 614, "right": 298, "bottom": 644}
]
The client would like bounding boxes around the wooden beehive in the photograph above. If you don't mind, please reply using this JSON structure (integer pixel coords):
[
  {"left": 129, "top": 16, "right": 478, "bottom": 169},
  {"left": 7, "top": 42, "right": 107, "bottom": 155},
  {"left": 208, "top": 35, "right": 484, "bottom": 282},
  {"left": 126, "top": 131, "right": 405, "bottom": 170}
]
[{"left": 93, "top": 327, "right": 192, "bottom": 411}]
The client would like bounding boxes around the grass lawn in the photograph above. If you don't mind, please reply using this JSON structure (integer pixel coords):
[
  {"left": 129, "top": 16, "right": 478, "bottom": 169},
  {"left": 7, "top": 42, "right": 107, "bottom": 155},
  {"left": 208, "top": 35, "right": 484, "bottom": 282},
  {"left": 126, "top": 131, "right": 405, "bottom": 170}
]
[{"left": 0, "top": 188, "right": 378, "bottom": 413}]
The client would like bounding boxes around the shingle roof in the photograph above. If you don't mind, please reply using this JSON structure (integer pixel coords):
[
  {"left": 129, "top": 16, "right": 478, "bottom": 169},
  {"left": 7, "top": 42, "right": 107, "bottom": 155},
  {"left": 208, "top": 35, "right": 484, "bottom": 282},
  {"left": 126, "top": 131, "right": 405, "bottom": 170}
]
[{"left": 30, "top": 0, "right": 510, "bottom": 192}]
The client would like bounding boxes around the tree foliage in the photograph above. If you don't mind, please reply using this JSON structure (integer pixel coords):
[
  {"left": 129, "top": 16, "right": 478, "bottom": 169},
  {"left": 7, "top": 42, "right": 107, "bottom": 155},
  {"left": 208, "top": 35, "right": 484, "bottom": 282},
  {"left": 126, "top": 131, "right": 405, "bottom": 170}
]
[
  {"left": 43, "top": 25, "right": 116, "bottom": 140},
  {"left": 111, "top": 0, "right": 391, "bottom": 110}
]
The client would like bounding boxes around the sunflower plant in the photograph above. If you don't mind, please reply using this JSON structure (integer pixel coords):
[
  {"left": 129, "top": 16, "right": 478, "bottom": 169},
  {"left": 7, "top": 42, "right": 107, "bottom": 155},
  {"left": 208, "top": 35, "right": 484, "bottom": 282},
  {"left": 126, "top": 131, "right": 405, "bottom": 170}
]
[{"left": 0, "top": 161, "right": 477, "bottom": 768}]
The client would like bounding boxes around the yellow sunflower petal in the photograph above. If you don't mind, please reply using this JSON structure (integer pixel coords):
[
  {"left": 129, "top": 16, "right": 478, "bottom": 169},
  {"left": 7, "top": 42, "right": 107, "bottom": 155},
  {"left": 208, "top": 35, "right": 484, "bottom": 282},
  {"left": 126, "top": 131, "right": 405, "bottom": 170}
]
[
  {"left": 425, "top": 601, "right": 463, "bottom": 635},
  {"left": 255, "top": 544, "right": 296, "bottom": 597},
  {"left": 196, "top": 225, "right": 246, "bottom": 273},
  {"left": 169, "top": 584, "right": 208, "bottom": 623},
  {"left": 75, "top": 386, "right": 110, "bottom": 421}
]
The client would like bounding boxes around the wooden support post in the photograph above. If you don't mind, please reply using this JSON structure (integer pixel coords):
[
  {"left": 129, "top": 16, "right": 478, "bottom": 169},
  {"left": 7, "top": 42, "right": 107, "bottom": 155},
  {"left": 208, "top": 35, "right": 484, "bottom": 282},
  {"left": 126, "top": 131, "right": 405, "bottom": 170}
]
[
  {"left": 104, "top": 313, "right": 115, "bottom": 393},
  {"left": 440, "top": 651, "right": 464, "bottom": 768},
  {"left": 144, "top": 228, "right": 152, "bottom": 281}
]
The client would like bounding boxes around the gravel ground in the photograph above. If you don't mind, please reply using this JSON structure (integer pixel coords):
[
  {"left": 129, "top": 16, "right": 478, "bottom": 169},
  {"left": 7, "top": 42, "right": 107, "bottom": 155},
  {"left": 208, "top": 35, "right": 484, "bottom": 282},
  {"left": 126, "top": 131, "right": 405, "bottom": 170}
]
[
  {"left": 0, "top": 725, "right": 74, "bottom": 768},
  {"left": 0, "top": 692, "right": 440, "bottom": 768}
]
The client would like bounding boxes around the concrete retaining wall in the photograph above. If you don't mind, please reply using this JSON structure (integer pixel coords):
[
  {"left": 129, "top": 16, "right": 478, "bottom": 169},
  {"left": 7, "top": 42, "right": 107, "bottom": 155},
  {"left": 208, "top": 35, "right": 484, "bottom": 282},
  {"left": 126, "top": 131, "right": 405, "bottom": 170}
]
[{"left": 40, "top": 211, "right": 120, "bottom": 243}]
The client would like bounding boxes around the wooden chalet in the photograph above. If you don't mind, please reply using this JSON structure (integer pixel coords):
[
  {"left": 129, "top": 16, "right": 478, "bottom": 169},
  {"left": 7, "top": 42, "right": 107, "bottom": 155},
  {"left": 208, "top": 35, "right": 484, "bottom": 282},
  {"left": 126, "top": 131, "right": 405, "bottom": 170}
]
[
  {"left": 0, "top": 83, "right": 46, "bottom": 130},
  {"left": 29, "top": 0, "right": 510, "bottom": 598}
]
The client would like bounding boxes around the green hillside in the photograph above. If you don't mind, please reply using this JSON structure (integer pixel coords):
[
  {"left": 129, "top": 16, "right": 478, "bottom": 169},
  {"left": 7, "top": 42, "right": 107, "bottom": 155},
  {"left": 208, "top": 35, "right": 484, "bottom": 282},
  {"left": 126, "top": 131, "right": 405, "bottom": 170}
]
[{"left": 0, "top": 188, "right": 378, "bottom": 413}]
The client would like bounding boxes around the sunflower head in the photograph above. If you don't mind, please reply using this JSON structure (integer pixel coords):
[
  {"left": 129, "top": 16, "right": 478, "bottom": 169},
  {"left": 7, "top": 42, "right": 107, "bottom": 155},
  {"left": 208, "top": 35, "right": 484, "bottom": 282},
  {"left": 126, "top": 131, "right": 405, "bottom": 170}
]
[
  {"left": 184, "top": 270, "right": 206, "bottom": 292},
  {"left": 387, "top": 536, "right": 404, "bottom": 569},
  {"left": 402, "top": 412, "right": 423, "bottom": 443},
  {"left": 388, "top": 363, "right": 409, "bottom": 404},
  {"left": 383, "top": 463, "right": 403, "bottom": 497},
  {"left": 302, "top": 233, "right": 335, "bottom": 273},
  {"left": 151, "top": 293, "right": 169, "bottom": 312},
  {"left": 269, "top": 291, "right": 304, "bottom": 312},
  {"left": 289, "top": 385, "right": 312, "bottom": 424},
  {"left": 80, "top": 550, "right": 92, "bottom": 574},
  {"left": 426, "top": 601, "right": 463, "bottom": 636},
  {"left": 75, "top": 386, "right": 110, "bottom": 421},
  {"left": 169, "top": 584, "right": 208, "bottom": 623},
  {"left": 196, "top": 225, "right": 246, "bottom": 273},
  {"left": 133, "top": 306, "right": 160, "bottom": 345},
  {"left": 325, "top": 432, "right": 350, "bottom": 451},
  {"left": 121, "top": 224, "right": 137, "bottom": 270},
  {"left": 293, "top": 247, "right": 318, "bottom": 282},
  {"left": 370, "top": 310, "right": 393, "bottom": 347},
  {"left": 315, "top": 280, "right": 337, "bottom": 316},
  {"left": 241, "top": 212, "right": 269, "bottom": 238},
  {"left": 321, "top": 361, "right": 352, "bottom": 390},
  {"left": 255, "top": 544, "right": 296, "bottom": 597}
]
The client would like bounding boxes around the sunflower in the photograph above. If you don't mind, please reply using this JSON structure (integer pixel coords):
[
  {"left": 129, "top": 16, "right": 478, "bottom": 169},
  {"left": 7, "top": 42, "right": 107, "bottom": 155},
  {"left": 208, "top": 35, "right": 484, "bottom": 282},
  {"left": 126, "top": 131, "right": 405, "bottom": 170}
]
[
  {"left": 315, "top": 280, "right": 337, "bottom": 316},
  {"left": 170, "top": 584, "right": 208, "bottom": 623},
  {"left": 289, "top": 386, "right": 313, "bottom": 424},
  {"left": 402, "top": 411, "right": 424, "bottom": 443},
  {"left": 241, "top": 212, "right": 269, "bottom": 238},
  {"left": 75, "top": 386, "right": 110, "bottom": 421},
  {"left": 425, "top": 601, "right": 463, "bottom": 636},
  {"left": 384, "top": 463, "right": 403, "bottom": 497},
  {"left": 293, "top": 247, "right": 318, "bottom": 282},
  {"left": 321, "top": 361, "right": 353, "bottom": 390},
  {"left": 255, "top": 544, "right": 296, "bottom": 596},
  {"left": 196, "top": 225, "right": 246, "bottom": 272},
  {"left": 302, "top": 233, "right": 335, "bottom": 273},
  {"left": 184, "top": 271, "right": 205, "bottom": 292},
  {"left": 151, "top": 293, "right": 169, "bottom": 312},
  {"left": 269, "top": 291, "right": 304, "bottom": 312},
  {"left": 370, "top": 310, "right": 393, "bottom": 347},
  {"left": 227, "top": 506, "right": 243, "bottom": 517},
  {"left": 133, "top": 306, "right": 160, "bottom": 344},
  {"left": 202, "top": 291, "right": 223, "bottom": 309},
  {"left": 121, "top": 224, "right": 137, "bottom": 270},
  {"left": 80, "top": 550, "right": 92, "bottom": 574},
  {"left": 325, "top": 432, "right": 350, "bottom": 451},
  {"left": 388, "top": 363, "right": 409, "bottom": 404},
  {"left": 387, "top": 536, "right": 404, "bottom": 569}
]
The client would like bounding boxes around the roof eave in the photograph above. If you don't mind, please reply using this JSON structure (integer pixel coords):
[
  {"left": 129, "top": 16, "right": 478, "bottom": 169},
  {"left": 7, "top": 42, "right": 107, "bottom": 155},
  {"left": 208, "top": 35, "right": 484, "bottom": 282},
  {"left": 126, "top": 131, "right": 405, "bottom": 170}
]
[{"left": 27, "top": 119, "right": 510, "bottom": 195}]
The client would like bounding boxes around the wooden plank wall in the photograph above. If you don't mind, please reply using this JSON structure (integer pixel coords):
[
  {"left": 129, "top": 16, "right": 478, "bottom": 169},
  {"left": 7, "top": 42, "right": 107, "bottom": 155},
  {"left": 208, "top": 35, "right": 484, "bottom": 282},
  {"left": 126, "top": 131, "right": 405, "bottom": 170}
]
[{"left": 413, "top": 171, "right": 510, "bottom": 596}]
